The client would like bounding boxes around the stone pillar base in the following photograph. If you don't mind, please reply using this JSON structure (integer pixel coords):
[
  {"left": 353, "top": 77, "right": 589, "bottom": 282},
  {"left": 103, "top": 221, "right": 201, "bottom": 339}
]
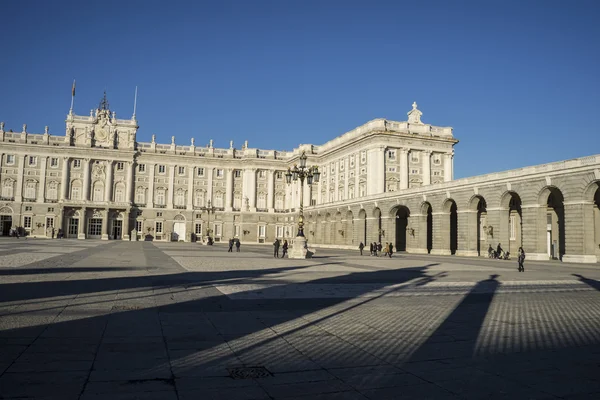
[
  {"left": 562, "top": 254, "right": 598, "bottom": 264},
  {"left": 455, "top": 250, "right": 479, "bottom": 257},
  {"left": 101, "top": 234, "right": 109, "bottom": 240},
  {"left": 407, "top": 247, "right": 429, "bottom": 254},
  {"left": 288, "top": 236, "right": 315, "bottom": 259},
  {"left": 527, "top": 252, "right": 550, "bottom": 261},
  {"left": 77, "top": 233, "right": 86, "bottom": 240},
  {"left": 430, "top": 249, "right": 452, "bottom": 256},
  {"left": 123, "top": 234, "right": 130, "bottom": 241}
]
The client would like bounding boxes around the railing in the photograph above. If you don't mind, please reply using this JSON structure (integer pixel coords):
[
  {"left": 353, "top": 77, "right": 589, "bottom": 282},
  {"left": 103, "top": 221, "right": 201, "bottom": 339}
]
[
  {"left": 133, "top": 203, "right": 146, "bottom": 207},
  {"left": 174, "top": 205, "right": 186, "bottom": 209},
  {"left": 155, "top": 204, "right": 166, "bottom": 208},
  {"left": 0, "top": 196, "right": 14, "bottom": 201},
  {"left": 256, "top": 208, "right": 268, "bottom": 212},
  {"left": 22, "top": 198, "right": 36, "bottom": 202},
  {"left": 46, "top": 199, "right": 58, "bottom": 203}
]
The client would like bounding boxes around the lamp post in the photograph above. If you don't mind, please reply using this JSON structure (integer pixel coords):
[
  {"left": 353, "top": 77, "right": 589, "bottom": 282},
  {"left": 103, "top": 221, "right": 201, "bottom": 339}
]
[
  {"left": 202, "top": 199, "right": 216, "bottom": 242},
  {"left": 285, "top": 151, "right": 320, "bottom": 258}
]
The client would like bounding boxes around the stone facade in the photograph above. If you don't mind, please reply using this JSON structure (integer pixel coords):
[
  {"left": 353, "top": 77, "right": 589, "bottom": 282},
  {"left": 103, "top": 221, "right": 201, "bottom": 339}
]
[{"left": 1, "top": 97, "right": 599, "bottom": 263}]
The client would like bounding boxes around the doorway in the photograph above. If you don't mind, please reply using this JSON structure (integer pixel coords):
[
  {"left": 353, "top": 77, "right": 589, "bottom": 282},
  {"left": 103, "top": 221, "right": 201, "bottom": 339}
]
[
  {"left": 67, "top": 218, "right": 79, "bottom": 238},
  {"left": 88, "top": 218, "right": 102, "bottom": 239},
  {"left": 0, "top": 215, "right": 12, "bottom": 236},
  {"left": 173, "top": 221, "right": 186, "bottom": 241},
  {"left": 112, "top": 220, "right": 122, "bottom": 240}
]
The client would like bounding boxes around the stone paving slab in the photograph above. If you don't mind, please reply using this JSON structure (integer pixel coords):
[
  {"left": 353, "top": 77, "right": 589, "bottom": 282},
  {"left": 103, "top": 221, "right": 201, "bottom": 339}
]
[{"left": 0, "top": 241, "right": 599, "bottom": 399}]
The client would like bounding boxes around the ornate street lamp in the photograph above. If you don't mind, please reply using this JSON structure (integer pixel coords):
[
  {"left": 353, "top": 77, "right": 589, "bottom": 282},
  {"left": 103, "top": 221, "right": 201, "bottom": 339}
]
[
  {"left": 202, "top": 199, "right": 216, "bottom": 242},
  {"left": 285, "top": 151, "right": 320, "bottom": 258}
]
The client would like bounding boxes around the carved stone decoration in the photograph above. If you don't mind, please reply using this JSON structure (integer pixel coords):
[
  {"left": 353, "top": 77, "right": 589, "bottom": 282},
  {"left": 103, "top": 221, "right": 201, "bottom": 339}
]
[
  {"left": 407, "top": 102, "right": 423, "bottom": 124},
  {"left": 0, "top": 206, "right": 13, "bottom": 214},
  {"left": 92, "top": 163, "right": 105, "bottom": 179}
]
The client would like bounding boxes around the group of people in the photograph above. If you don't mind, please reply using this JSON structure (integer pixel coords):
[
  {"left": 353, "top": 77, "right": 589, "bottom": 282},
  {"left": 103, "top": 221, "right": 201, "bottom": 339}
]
[
  {"left": 358, "top": 241, "right": 393, "bottom": 258},
  {"left": 272, "top": 238, "right": 289, "bottom": 258},
  {"left": 227, "top": 238, "right": 241, "bottom": 252},
  {"left": 7, "top": 227, "right": 65, "bottom": 239}
]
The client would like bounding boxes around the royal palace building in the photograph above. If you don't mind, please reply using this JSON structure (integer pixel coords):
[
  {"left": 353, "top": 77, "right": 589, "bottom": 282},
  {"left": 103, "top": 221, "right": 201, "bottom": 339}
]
[{"left": 1, "top": 96, "right": 599, "bottom": 263}]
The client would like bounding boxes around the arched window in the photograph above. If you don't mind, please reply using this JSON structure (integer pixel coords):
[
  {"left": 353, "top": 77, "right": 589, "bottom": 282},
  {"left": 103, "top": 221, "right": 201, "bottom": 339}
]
[
  {"left": 93, "top": 182, "right": 104, "bottom": 202},
  {"left": 2, "top": 179, "right": 14, "bottom": 199},
  {"left": 275, "top": 194, "right": 284, "bottom": 210},
  {"left": 136, "top": 187, "right": 146, "bottom": 204},
  {"left": 24, "top": 181, "right": 37, "bottom": 200},
  {"left": 233, "top": 192, "right": 242, "bottom": 209},
  {"left": 71, "top": 180, "right": 81, "bottom": 200},
  {"left": 155, "top": 188, "right": 166, "bottom": 205},
  {"left": 194, "top": 190, "right": 204, "bottom": 207},
  {"left": 47, "top": 181, "right": 58, "bottom": 200},
  {"left": 214, "top": 192, "right": 224, "bottom": 208},
  {"left": 257, "top": 192, "right": 266, "bottom": 209},
  {"left": 114, "top": 183, "right": 125, "bottom": 202},
  {"left": 175, "top": 189, "right": 185, "bottom": 206}
]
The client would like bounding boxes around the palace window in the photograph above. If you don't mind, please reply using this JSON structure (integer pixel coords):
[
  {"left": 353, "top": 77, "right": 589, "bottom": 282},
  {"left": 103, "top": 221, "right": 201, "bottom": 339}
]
[
  {"left": 258, "top": 170, "right": 266, "bottom": 179},
  {"left": 28, "top": 156, "right": 37, "bottom": 166},
  {"left": 178, "top": 166, "right": 185, "bottom": 175},
  {"left": 234, "top": 170, "right": 241, "bottom": 178},
  {"left": 47, "top": 207, "right": 54, "bottom": 213},
  {"left": 24, "top": 182, "right": 36, "bottom": 199},
  {"left": 258, "top": 225, "right": 266, "bottom": 238},
  {"left": 234, "top": 225, "right": 240, "bottom": 237},
  {"left": 275, "top": 194, "right": 284, "bottom": 209},
  {"left": 175, "top": 189, "right": 185, "bottom": 206},
  {"left": 46, "top": 217, "right": 54, "bottom": 228},
  {"left": 155, "top": 221, "right": 163, "bottom": 234},
  {"left": 158, "top": 165, "right": 166, "bottom": 174},
  {"left": 361, "top": 151, "right": 366, "bottom": 164},
  {"left": 433, "top": 171, "right": 441, "bottom": 176},
  {"left": 156, "top": 212, "right": 163, "bottom": 217},
  {"left": 276, "top": 171, "right": 283, "bottom": 179},
  {"left": 194, "top": 190, "right": 204, "bottom": 207},
  {"left": 92, "top": 183, "right": 104, "bottom": 202},
  {"left": 73, "top": 159, "right": 81, "bottom": 168},
  {"left": 2, "top": 180, "right": 14, "bottom": 198},
  {"left": 411, "top": 169, "right": 419, "bottom": 174},
  {"left": 136, "top": 187, "right": 146, "bottom": 204},
  {"left": 233, "top": 193, "right": 242, "bottom": 209},
  {"left": 71, "top": 182, "right": 81, "bottom": 200},
  {"left": 135, "top": 221, "right": 142, "bottom": 232},
  {"left": 257, "top": 193, "right": 266, "bottom": 209},
  {"left": 510, "top": 215, "right": 516, "bottom": 240},
  {"left": 339, "top": 162, "right": 344, "bottom": 171},
  {"left": 50, "top": 157, "right": 58, "bottom": 168},
  {"left": 25, "top": 206, "right": 32, "bottom": 211},
  {"left": 197, "top": 167, "right": 204, "bottom": 177},
  {"left": 155, "top": 189, "right": 166, "bottom": 205},
  {"left": 23, "top": 216, "right": 31, "bottom": 229},
  {"left": 433, "top": 156, "right": 441, "bottom": 165},
  {"left": 388, "top": 150, "right": 396, "bottom": 159},
  {"left": 138, "top": 164, "right": 146, "bottom": 173},
  {"left": 411, "top": 153, "right": 419, "bottom": 163},
  {"left": 360, "top": 168, "right": 366, "bottom": 175},
  {"left": 214, "top": 192, "right": 224, "bottom": 207},
  {"left": 388, "top": 167, "right": 396, "bottom": 172},
  {"left": 276, "top": 225, "right": 284, "bottom": 238},
  {"left": 116, "top": 162, "right": 124, "bottom": 171},
  {"left": 195, "top": 223, "right": 203, "bottom": 235},
  {"left": 47, "top": 182, "right": 58, "bottom": 200},
  {"left": 6, "top": 155, "right": 15, "bottom": 165},
  {"left": 114, "top": 184, "right": 125, "bottom": 202},
  {"left": 216, "top": 169, "right": 224, "bottom": 178},
  {"left": 359, "top": 183, "right": 366, "bottom": 197}
]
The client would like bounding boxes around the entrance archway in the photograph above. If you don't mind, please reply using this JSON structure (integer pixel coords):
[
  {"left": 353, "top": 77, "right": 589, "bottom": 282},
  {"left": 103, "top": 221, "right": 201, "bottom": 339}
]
[
  {"left": 395, "top": 206, "right": 410, "bottom": 252},
  {"left": 594, "top": 183, "right": 600, "bottom": 261},
  {"left": 540, "top": 188, "right": 565, "bottom": 260},
  {"left": 173, "top": 214, "right": 186, "bottom": 241},
  {"left": 468, "top": 195, "right": 487, "bottom": 256},
  {"left": 0, "top": 206, "right": 13, "bottom": 236},
  {"left": 500, "top": 191, "right": 523, "bottom": 254},
  {"left": 373, "top": 208, "right": 382, "bottom": 243},
  {"left": 358, "top": 209, "right": 367, "bottom": 245}
]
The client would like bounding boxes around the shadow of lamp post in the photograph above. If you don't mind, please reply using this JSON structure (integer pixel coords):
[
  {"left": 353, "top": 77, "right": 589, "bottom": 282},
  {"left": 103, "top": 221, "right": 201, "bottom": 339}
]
[{"left": 285, "top": 150, "right": 320, "bottom": 258}]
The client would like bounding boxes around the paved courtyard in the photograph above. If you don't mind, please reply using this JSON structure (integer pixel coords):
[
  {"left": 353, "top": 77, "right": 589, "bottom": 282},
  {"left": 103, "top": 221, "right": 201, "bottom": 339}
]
[{"left": 1, "top": 239, "right": 600, "bottom": 400}]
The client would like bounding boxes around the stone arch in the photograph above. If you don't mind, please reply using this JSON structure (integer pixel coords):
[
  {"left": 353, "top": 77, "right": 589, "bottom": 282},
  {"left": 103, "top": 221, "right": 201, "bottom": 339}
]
[
  {"left": 372, "top": 207, "right": 382, "bottom": 243},
  {"left": 0, "top": 206, "right": 14, "bottom": 214},
  {"left": 345, "top": 210, "right": 354, "bottom": 246},
  {"left": 499, "top": 191, "right": 523, "bottom": 254},
  {"left": 590, "top": 181, "right": 600, "bottom": 262},
  {"left": 334, "top": 211, "right": 343, "bottom": 244},
  {"left": 324, "top": 212, "right": 332, "bottom": 244},
  {"left": 174, "top": 214, "right": 186, "bottom": 221},
  {"left": 92, "top": 180, "right": 105, "bottom": 202},
  {"left": 358, "top": 209, "right": 367, "bottom": 245},
  {"left": 538, "top": 186, "right": 565, "bottom": 260},
  {"left": 114, "top": 181, "right": 126, "bottom": 202},
  {"left": 441, "top": 198, "right": 458, "bottom": 255},
  {"left": 70, "top": 179, "right": 82, "bottom": 200},
  {"left": 394, "top": 206, "right": 411, "bottom": 252},
  {"left": 467, "top": 195, "right": 487, "bottom": 256},
  {"left": 418, "top": 201, "right": 433, "bottom": 254}
]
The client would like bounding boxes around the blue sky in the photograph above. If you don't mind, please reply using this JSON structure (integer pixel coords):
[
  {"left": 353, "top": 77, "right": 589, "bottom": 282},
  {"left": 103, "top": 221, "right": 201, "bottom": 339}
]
[{"left": 1, "top": 0, "right": 598, "bottom": 179}]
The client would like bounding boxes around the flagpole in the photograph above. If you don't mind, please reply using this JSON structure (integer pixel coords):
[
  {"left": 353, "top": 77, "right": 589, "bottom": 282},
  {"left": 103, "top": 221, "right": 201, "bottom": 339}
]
[
  {"left": 70, "top": 80, "right": 76, "bottom": 113},
  {"left": 132, "top": 86, "right": 138, "bottom": 119}
]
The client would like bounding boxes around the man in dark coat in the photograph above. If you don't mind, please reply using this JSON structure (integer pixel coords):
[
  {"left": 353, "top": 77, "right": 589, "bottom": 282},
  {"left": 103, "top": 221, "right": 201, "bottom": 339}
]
[{"left": 273, "top": 239, "right": 280, "bottom": 258}]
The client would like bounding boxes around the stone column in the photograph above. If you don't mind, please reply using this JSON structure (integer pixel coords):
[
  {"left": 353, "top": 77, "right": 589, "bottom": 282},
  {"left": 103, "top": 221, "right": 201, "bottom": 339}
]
[
  {"left": 105, "top": 161, "right": 113, "bottom": 202},
  {"left": 317, "top": 170, "right": 323, "bottom": 205},
  {"left": 37, "top": 156, "right": 47, "bottom": 203},
  {"left": 354, "top": 155, "right": 360, "bottom": 198},
  {"left": 126, "top": 161, "right": 134, "bottom": 203},
  {"left": 187, "top": 167, "right": 194, "bottom": 210},
  {"left": 167, "top": 165, "right": 175, "bottom": 208},
  {"left": 400, "top": 148, "right": 409, "bottom": 190},
  {"left": 77, "top": 207, "right": 87, "bottom": 239},
  {"left": 207, "top": 167, "right": 214, "bottom": 205},
  {"left": 455, "top": 210, "right": 478, "bottom": 257},
  {"left": 334, "top": 162, "right": 339, "bottom": 201},
  {"left": 562, "top": 201, "right": 597, "bottom": 263},
  {"left": 248, "top": 169, "right": 256, "bottom": 211},
  {"left": 443, "top": 153, "right": 453, "bottom": 182},
  {"left": 431, "top": 211, "right": 451, "bottom": 255},
  {"left": 408, "top": 213, "right": 428, "bottom": 254},
  {"left": 423, "top": 151, "right": 432, "bottom": 186},
  {"left": 377, "top": 146, "right": 385, "bottom": 193},
  {"left": 15, "top": 155, "right": 25, "bottom": 202},
  {"left": 343, "top": 158, "right": 349, "bottom": 200},
  {"left": 225, "top": 168, "right": 233, "bottom": 211},
  {"left": 123, "top": 211, "right": 130, "bottom": 240},
  {"left": 102, "top": 209, "right": 109, "bottom": 240},
  {"left": 485, "top": 207, "right": 502, "bottom": 251},
  {"left": 267, "top": 170, "right": 275, "bottom": 211},
  {"left": 147, "top": 164, "right": 155, "bottom": 206},
  {"left": 82, "top": 158, "right": 91, "bottom": 201},
  {"left": 60, "top": 157, "right": 69, "bottom": 200}
]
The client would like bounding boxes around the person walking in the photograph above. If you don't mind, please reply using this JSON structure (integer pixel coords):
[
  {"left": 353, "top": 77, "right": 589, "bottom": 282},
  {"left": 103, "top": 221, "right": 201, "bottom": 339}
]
[
  {"left": 377, "top": 242, "right": 382, "bottom": 257},
  {"left": 282, "top": 240, "right": 288, "bottom": 258},
  {"left": 235, "top": 239, "right": 241, "bottom": 252},
  {"left": 369, "top": 242, "right": 374, "bottom": 256},
  {"left": 518, "top": 247, "right": 526, "bottom": 272},
  {"left": 383, "top": 242, "right": 389, "bottom": 257},
  {"left": 359, "top": 242, "right": 364, "bottom": 256},
  {"left": 273, "top": 238, "right": 280, "bottom": 258},
  {"left": 388, "top": 243, "right": 394, "bottom": 258},
  {"left": 51, "top": 228, "right": 55, "bottom": 239},
  {"left": 228, "top": 238, "right": 234, "bottom": 252}
]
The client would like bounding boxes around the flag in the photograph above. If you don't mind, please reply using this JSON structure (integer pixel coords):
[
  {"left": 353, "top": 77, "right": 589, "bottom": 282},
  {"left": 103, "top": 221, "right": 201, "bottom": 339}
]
[{"left": 71, "top": 80, "right": 76, "bottom": 97}]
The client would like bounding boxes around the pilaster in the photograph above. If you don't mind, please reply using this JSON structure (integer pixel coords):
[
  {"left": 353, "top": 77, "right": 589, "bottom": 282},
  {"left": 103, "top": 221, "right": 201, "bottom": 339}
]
[
  {"left": 37, "top": 156, "right": 47, "bottom": 203},
  {"left": 15, "top": 155, "right": 25, "bottom": 202},
  {"left": 431, "top": 211, "right": 452, "bottom": 255},
  {"left": 187, "top": 167, "right": 194, "bottom": 210},
  {"left": 60, "top": 157, "right": 69, "bottom": 200},
  {"left": 147, "top": 163, "right": 155, "bottom": 207},
  {"left": 82, "top": 158, "right": 91, "bottom": 201},
  {"left": 126, "top": 161, "right": 134, "bottom": 203},
  {"left": 105, "top": 161, "right": 113, "bottom": 202},
  {"left": 167, "top": 165, "right": 175, "bottom": 208},
  {"left": 400, "top": 148, "right": 409, "bottom": 190}
]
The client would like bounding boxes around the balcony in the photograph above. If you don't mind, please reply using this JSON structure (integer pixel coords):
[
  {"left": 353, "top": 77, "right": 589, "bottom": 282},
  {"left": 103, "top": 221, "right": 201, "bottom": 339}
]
[
  {"left": 0, "top": 196, "right": 15, "bottom": 201},
  {"left": 155, "top": 204, "right": 166, "bottom": 208},
  {"left": 133, "top": 203, "right": 146, "bottom": 208},
  {"left": 256, "top": 208, "right": 268, "bottom": 213},
  {"left": 23, "top": 198, "right": 36, "bottom": 202},
  {"left": 174, "top": 205, "right": 186, "bottom": 210},
  {"left": 46, "top": 199, "right": 58, "bottom": 203},
  {"left": 214, "top": 207, "right": 224, "bottom": 212}
]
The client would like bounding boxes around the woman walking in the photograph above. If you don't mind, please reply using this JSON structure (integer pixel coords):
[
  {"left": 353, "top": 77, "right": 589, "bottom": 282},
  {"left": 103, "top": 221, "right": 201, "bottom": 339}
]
[{"left": 518, "top": 247, "right": 526, "bottom": 272}]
